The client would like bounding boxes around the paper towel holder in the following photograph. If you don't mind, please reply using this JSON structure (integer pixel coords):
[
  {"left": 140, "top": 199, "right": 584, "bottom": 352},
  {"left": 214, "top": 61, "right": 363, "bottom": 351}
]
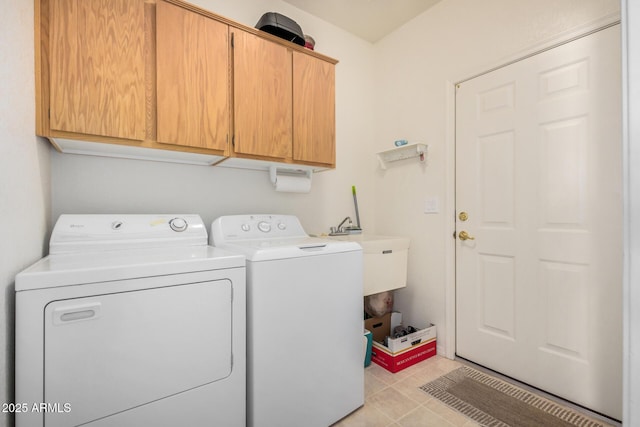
[{"left": 269, "top": 165, "right": 313, "bottom": 188}]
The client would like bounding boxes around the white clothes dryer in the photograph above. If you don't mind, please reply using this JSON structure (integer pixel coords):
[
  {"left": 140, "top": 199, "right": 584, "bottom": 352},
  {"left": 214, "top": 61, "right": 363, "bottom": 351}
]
[
  {"left": 15, "top": 214, "right": 246, "bottom": 427},
  {"left": 210, "top": 214, "right": 364, "bottom": 427}
]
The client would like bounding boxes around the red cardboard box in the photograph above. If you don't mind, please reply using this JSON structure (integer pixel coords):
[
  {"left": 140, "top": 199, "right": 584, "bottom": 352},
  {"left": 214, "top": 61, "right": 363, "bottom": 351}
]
[{"left": 370, "top": 325, "right": 437, "bottom": 373}]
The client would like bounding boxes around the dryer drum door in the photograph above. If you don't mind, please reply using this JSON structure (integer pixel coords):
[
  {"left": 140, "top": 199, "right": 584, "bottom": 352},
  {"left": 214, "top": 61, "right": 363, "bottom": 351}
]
[{"left": 43, "top": 279, "right": 233, "bottom": 427}]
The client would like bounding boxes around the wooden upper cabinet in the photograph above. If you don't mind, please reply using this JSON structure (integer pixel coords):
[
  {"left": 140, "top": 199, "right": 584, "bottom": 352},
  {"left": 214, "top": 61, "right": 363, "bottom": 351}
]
[
  {"left": 156, "top": 1, "right": 229, "bottom": 151},
  {"left": 232, "top": 29, "right": 292, "bottom": 159},
  {"left": 292, "top": 52, "right": 336, "bottom": 166},
  {"left": 37, "top": 0, "right": 337, "bottom": 167},
  {"left": 48, "top": 0, "right": 145, "bottom": 140}
]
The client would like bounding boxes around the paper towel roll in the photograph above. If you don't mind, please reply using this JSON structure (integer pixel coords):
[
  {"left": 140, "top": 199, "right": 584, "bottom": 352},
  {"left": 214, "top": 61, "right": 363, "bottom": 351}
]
[{"left": 275, "top": 174, "right": 312, "bottom": 193}]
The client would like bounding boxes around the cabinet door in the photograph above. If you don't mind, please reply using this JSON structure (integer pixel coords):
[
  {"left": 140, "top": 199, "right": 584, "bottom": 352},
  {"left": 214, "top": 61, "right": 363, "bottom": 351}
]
[
  {"left": 49, "top": 0, "right": 145, "bottom": 140},
  {"left": 156, "top": 1, "right": 229, "bottom": 151},
  {"left": 232, "top": 29, "right": 292, "bottom": 159},
  {"left": 293, "top": 52, "right": 336, "bottom": 165}
]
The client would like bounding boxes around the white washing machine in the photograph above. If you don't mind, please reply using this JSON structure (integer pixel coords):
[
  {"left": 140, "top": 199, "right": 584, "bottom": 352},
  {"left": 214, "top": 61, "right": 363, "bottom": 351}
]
[
  {"left": 210, "top": 214, "right": 364, "bottom": 427},
  {"left": 15, "top": 214, "right": 246, "bottom": 427}
]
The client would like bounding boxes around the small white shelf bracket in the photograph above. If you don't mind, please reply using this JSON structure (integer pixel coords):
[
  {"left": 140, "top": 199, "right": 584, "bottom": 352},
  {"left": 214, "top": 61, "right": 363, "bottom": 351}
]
[{"left": 376, "top": 143, "right": 428, "bottom": 170}]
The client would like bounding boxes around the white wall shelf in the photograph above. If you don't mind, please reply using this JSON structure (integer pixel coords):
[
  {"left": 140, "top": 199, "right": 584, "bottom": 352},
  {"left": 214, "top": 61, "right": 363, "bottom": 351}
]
[{"left": 376, "top": 143, "right": 428, "bottom": 169}]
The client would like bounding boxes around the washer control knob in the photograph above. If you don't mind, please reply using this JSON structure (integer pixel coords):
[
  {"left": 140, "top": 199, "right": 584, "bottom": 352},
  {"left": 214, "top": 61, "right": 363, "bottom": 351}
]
[
  {"left": 241, "top": 223, "right": 250, "bottom": 232},
  {"left": 277, "top": 222, "right": 287, "bottom": 230},
  {"left": 257, "top": 221, "right": 271, "bottom": 233},
  {"left": 169, "top": 217, "right": 188, "bottom": 232}
]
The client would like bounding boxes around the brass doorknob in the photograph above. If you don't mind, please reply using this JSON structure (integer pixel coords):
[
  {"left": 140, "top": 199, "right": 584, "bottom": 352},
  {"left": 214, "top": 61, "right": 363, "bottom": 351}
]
[{"left": 458, "top": 231, "right": 475, "bottom": 241}]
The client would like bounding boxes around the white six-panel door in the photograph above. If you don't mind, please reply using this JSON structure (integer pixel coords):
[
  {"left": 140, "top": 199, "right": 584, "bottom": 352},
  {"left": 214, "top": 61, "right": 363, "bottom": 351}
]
[{"left": 455, "top": 25, "right": 622, "bottom": 419}]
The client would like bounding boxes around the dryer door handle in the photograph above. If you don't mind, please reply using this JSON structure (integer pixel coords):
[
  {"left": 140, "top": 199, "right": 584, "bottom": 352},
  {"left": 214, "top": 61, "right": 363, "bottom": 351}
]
[{"left": 52, "top": 302, "right": 102, "bottom": 325}]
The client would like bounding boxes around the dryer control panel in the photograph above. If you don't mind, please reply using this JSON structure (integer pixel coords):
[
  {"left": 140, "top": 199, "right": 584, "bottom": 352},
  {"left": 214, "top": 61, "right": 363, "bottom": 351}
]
[{"left": 50, "top": 214, "right": 207, "bottom": 254}]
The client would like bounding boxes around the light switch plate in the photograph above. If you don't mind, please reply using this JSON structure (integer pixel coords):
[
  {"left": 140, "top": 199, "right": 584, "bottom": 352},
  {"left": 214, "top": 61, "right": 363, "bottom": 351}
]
[{"left": 424, "top": 197, "right": 440, "bottom": 214}]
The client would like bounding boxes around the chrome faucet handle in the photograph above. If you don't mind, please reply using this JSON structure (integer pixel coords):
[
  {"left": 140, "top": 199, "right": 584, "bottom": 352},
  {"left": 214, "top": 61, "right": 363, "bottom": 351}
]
[{"left": 336, "top": 216, "right": 351, "bottom": 232}]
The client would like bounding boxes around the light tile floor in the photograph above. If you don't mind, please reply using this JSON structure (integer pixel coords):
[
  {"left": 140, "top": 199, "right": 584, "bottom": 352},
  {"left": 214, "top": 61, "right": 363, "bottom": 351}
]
[
  {"left": 332, "top": 355, "right": 620, "bottom": 427},
  {"left": 333, "top": 356, "right": 480, "bottom": 427}
]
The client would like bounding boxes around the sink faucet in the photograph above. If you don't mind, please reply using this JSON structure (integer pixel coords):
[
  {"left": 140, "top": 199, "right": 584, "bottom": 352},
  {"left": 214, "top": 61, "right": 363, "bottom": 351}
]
[{"left": 330, "top": 216, "right": 352, "bottom": 235}]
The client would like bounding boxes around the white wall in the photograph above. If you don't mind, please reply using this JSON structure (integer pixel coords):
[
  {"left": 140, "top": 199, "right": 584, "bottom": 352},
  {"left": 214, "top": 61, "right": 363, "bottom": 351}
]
[
  {"left": 622, "top": 1, "right": 640, "bottom": 423},
  {"left": 0, "top": 1, "right": 51, "bottom": 426},
  {"left": 372, "top": 0, "right": 620, "bottom": 355},
  {"left": 51, "top": 0, "right": 377, "bottom": 236}
]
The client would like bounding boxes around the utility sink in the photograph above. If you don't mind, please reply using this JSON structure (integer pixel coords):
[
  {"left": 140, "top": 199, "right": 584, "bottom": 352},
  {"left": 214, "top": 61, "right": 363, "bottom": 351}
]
[{"left": 327, "top": 234, "right": 410, "bottom": 296}]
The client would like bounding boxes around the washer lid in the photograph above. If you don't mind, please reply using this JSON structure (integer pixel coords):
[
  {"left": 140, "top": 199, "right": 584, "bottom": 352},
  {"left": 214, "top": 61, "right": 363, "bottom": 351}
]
[
  {"left": 213, "top": 236, "right": 361, "bottom": 261},
  {"left": 15, "top": 246, "right": 244, "bottom": 292}
]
